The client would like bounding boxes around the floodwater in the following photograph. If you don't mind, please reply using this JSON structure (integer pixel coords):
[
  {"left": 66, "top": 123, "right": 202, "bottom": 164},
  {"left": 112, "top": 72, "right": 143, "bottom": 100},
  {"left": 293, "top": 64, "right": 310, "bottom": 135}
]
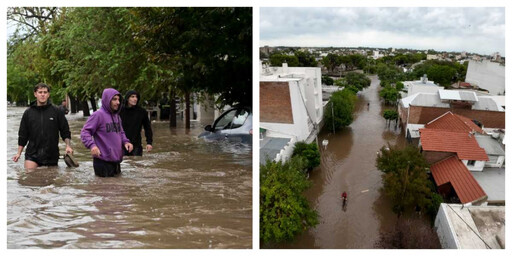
[
  {"left": 278, "top": 75, "right": 406, "bottom": 248},
  {"left": 7, "top": 107, "right": 252, "bottom": 249}
]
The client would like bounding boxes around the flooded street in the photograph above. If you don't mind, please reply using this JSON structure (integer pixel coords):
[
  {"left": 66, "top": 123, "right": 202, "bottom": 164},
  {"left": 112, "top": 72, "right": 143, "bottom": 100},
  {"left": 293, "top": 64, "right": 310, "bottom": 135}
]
[
  {"left": 7, "top": 107, "right": 252, "bottom": 249},
  {"left": 279, "top": 75, "right": 405, "bottom": 248}
]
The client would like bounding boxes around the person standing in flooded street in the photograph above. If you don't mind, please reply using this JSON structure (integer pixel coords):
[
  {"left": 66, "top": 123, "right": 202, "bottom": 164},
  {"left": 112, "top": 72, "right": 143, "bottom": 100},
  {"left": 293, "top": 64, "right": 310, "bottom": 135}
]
[
  {"left": 12, "top": 83, "right": 74, "bottom": 169},
  {"left": 81, "top": 88, "right": 133, "bottom": 177},
  {"left": 120, "top": 90, "right": 153, "bottom": 156}
]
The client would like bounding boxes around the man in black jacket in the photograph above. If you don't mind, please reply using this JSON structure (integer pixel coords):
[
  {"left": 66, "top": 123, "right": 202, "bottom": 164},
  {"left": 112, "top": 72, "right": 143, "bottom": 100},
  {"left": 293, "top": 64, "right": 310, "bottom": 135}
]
[
  {"left": 120, "top": 90, "right": 153, "bottom": 156},
  {"left": 12, "top": 83, "right": 73, "bottom": 169}
]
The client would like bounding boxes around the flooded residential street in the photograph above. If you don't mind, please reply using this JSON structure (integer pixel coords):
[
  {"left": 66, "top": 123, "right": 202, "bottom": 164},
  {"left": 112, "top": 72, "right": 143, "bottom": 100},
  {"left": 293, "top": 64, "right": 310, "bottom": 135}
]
[
  {"left": 279, "top": 75, "right": 405, "bottom": 248},
  {"left": 7, "top": 107, "right": 252, "bottom": 249}
]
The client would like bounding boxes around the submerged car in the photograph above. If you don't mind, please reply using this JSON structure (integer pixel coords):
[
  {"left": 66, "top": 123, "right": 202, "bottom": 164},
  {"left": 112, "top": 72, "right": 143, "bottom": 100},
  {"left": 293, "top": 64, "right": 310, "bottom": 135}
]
[{"left": 199, "top": 106, "right": 252, "bottom": 144}]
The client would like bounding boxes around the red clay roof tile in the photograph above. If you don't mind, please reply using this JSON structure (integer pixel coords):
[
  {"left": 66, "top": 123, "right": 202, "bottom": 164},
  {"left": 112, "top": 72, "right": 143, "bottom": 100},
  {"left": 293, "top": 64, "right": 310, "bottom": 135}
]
[
  {"left": 430, "top": 156, "right": 487, "bottom": 204},
  {"left": 420, "top": 129, "right": 489, "bottom": 161},
  {"left": 425, "top": 111, "right": 485, "bottom": 134}
]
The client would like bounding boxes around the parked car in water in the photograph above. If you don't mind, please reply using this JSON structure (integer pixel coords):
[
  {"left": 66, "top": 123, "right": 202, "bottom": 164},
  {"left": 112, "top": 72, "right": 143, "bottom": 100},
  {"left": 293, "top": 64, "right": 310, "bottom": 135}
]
[{"left": 199, "top": 106, "right": 252, "bottom": 144}]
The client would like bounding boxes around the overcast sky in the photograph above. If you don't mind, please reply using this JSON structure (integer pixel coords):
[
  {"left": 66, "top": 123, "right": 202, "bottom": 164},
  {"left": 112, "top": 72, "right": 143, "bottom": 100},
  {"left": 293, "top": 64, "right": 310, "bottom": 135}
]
[{"left": 260, "top": 7, "right": 505, "bottom": 56}]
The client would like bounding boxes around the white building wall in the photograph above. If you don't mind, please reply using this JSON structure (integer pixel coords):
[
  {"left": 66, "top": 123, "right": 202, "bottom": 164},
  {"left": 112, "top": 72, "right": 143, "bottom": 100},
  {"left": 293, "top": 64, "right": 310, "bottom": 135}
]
[
  {"left": 485, "top": 155, "right": 505, "bottom": 168},
  {"left": 275, "top": 137, "right": 297, "bottom": 163},
  {"left": 465, "top": 60, "right": 505, "bottom": 95},
  {"left": 406, "top": 124, "right": 425, "bottom": 138},
  {"left": 435, "top": 204, "right": 459, "bottom": 249},
  {"left": 461, "top": 159, "right": 486, "bottom": 172}
]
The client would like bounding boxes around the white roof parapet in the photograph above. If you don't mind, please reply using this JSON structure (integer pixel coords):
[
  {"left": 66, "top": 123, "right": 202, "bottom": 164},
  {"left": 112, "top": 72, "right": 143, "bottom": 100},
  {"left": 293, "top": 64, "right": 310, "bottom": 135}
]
[{"left": 439, "top": 90, "right": 478, "bottom": 102}]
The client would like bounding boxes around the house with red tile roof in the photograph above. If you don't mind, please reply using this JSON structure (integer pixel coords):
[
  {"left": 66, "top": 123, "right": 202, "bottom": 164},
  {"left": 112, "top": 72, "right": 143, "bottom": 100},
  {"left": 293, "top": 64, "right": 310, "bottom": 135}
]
[
  {"left": 430, "top": 156, "right": 487, "bottom": 204},
  {"left": 418, "top": 108, "right": 506, "bottom": 205}
]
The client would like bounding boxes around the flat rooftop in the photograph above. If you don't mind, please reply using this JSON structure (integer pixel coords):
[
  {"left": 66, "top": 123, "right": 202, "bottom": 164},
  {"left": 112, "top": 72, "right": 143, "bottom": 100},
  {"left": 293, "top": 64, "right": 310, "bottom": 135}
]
[
  {"left": 471, "top": 168, "right": 505, "bottom": 202},
  {"left": 441, "top": 203, "right": 505, "bottom": 249}
]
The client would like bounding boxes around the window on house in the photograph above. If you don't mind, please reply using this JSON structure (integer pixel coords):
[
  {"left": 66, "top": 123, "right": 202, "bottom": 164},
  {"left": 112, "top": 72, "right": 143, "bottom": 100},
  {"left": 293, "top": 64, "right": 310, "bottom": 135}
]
[{"left": 467, "top": 160, "right": 476, "bottom": 166}]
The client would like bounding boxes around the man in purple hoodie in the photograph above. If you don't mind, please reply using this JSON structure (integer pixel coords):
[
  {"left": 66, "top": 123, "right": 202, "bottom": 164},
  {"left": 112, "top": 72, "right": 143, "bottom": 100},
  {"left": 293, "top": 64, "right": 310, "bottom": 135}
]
[{"left": 81, "top": 88, "right": 133, "bottom": 177}]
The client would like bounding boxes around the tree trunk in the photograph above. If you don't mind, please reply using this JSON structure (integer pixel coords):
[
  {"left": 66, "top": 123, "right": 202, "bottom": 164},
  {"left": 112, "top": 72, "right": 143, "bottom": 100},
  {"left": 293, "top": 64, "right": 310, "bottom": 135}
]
[
  {"left": 82, "top": 100, "right": 91, "bottom": 117},
  {"left": 169, "top": 91, "right": 177, "bottom": 128},
  {"left": 185, "top": 91, "right": 190, "bottom": 129},
  {"left": 90, "top": 97, "right": 97, "bottom": 112}
]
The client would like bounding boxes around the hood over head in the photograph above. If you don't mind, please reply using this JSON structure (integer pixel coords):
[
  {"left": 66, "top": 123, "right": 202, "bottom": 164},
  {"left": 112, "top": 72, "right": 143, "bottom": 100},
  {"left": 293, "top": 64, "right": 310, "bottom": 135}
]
[
  {"left": 101, "top": 88, "right": 122, "bottom": 114},
  {"left": 124, "top": 90, "right": 140, "bottom": 107}
]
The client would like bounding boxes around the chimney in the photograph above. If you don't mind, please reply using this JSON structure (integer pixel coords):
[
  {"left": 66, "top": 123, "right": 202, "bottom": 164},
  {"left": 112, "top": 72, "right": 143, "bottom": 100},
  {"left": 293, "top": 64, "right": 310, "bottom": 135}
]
[{"left": 282, "top": 62, "right": 288, "bottom": 73}]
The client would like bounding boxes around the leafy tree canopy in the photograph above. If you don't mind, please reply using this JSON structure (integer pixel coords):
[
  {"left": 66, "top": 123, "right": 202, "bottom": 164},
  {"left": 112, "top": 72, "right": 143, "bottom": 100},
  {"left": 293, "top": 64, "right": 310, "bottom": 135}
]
[
  {"left": 376, "top": 145, "right": 433, "bottom": 215},
  {"left": 292, "top": 142, "right": 321, "bottom": 170},
  {"left": 260, "top": 157, "right": 319, "bottom": 244}
]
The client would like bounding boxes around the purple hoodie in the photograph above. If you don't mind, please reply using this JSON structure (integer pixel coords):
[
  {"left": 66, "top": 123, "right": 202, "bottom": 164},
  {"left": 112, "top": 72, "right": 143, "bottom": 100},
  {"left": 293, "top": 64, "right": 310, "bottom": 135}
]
[{"left": 81, "top": 88, "right": 130, "bottom": 162}]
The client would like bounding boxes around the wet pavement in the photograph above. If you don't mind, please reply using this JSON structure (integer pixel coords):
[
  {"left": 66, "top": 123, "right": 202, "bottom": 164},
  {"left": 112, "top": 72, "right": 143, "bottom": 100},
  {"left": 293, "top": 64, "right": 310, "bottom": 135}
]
[
  {"left": 7, "top": 107, "right": 252, "bottom": 249},
  {"left": 277, "top": 75, "right": 406, "bottom": 248}
]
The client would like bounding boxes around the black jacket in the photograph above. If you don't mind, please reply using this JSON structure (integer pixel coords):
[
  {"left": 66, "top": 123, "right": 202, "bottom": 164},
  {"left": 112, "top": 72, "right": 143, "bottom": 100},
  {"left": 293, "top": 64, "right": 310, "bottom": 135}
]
[
  {"left": 18, "top": 101, "right": 71, "bottom": 165},
  {"left": 120, "top": 91, "right": 153, "bottom": 147}
]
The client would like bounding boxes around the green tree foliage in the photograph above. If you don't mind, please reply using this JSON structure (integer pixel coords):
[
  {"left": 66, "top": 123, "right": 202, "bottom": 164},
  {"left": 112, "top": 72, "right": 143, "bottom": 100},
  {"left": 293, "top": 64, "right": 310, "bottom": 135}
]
[
  {"left": 132, "top": 7, "right": 253, "bottom": 107},
  {"left": 340, "top": 54, "right": 366, "bottom": 71},
  {"left": 260, "top": 157, "right": 319, "bottom": 244},
  {"left": 383, "top": 109, "right": 399, "bottom": 126},
  {"left": 376, "top": 145, "right": 433, "bottom": 215},
  {"left": 324, "top": 89, "right": 357, "bottom": 131},
  {"left": 292, "top": 142, "right": 321, "bottom": 170},
  {"left": 7, "top": 40, "right": 42, "bottom": 105},
  {"left": 345, "top": 72, "right": 371, "bottom": 91},
  {"left": 412, "top": 60, "right": 466, "bottom": 87},
  {"left": 269, "top": 53, "right": 299, "bottom": 67},
  {"left": 294, "top": 51, "right": 318, "bottom": 67},
  {"left": 379, "top": 85, "right": 400, "bottom": 105},
  {"left": 322, "top": 53, "right": 341, "bottom": 73},
  {"left": 395, "top": 81, "right": 404, "bottom": 91},
  {"left": 8, "top": 7, "right": 252, "bottom": 109},
  {"left": 322, "top": 75, "right": 334, "bottom": 85},
  {"left": 376, "top": 63, "right": 402, "bottom": 84}
]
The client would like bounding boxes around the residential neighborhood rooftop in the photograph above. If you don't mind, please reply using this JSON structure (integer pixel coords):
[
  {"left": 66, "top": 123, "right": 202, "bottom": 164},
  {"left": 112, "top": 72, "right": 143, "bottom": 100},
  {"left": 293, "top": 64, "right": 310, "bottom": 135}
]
[
  {"left": 420, "top": 129, "right": 489, "bottom": 161},
  {"left": 439, "top": 204, "right": 505, "bottom": 249},
  {"left": 471, "top": 168, "right": 505, "bottom": 203},
  {"left": 439, "top": 89, "right": 478, "bottom": 102},
  {"left": 474, "top": 135, "right": 505, "bottom": 156},
  {"left": 425, "top": 112, "right": 485, "bottom": 134},
  {"left": 430, "top": 156, "right": 487, "bottom": 204}
]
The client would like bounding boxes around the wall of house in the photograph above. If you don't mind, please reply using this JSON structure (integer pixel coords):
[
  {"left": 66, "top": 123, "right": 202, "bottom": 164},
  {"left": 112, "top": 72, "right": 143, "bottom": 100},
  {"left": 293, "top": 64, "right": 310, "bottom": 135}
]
[
  {"left": 422, "top": 151, "right": 455, "bottom": 164},
  {"left": 465, "top": 60, "right": 505, "bottom": 95},
  {"left": 408, "top": 105, "right": 505, "bottom": 129},
  {"left": 260, "top": 81, "right": 294, "bottom": 123},
  {"left": 406, "top": 124, "right": 425, "bottom": 138},
  {"left": 461, "top": 160, "right": 486, "bottom": 172},
  {"left": 261, "top": 81, "right": 313, "bottom": 142},
  {"left": 275, "top": 136, "right": 297, "bottom": 163},
  {"left": 485, "top": 155, "right": 505, "bottom": 168},
  {"left": 435, "top": 203, "right": 459, "bottom": 249}
]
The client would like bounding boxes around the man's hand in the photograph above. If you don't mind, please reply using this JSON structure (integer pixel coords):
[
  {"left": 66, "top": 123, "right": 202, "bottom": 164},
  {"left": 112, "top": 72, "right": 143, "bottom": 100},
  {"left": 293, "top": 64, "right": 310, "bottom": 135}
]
[
  {"left": 125, "top": 143, "right": 133, "bottom": 153},
  {"left": 146, "top": 144, "right": 153, "bottom": 152},
  {"left": 91, "top": 146, "right": 101, "bottom": 157},
  {"left": 12, "top": 154, "right": 21, "bottom": 162},
  {"left": 66, "top": 145, "right": 74, "bottom": 155}
]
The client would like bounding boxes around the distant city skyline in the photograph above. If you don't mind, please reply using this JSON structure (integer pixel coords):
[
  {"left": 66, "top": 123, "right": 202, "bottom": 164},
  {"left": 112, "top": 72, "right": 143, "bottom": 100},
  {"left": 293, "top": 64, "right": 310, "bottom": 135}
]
[{"left": 260, "top": 7, "right": 505, "bottom": 57}]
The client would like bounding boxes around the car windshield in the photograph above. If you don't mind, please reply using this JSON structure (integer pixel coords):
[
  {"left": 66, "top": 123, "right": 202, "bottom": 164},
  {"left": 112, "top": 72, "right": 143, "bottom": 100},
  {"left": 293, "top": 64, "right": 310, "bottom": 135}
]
[{"left": 213, "top": 109, "right": 237, "bottom": 131}]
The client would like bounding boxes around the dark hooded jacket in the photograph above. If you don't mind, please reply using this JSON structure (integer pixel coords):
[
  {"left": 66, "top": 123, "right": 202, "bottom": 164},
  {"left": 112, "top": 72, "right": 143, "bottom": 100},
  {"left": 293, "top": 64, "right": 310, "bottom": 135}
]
[
  {"left": 18, "top": 101, "right": 71, "bottom": 165},
  {"left": 81, "top": 88, "right": 130, "bottom": 162},
  {"left": 119, "top": 90, "right": 153, "bottom": 148}
]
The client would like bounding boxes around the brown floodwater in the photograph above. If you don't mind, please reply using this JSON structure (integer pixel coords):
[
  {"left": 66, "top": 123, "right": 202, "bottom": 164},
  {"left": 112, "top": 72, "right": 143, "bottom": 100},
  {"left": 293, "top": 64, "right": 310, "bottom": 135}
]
[
  {"left": 7, "top": 107, "right": 252, "bottom": 249},
  {"left": 276, "top": 75, "right": 406, "bottom": 248}
]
